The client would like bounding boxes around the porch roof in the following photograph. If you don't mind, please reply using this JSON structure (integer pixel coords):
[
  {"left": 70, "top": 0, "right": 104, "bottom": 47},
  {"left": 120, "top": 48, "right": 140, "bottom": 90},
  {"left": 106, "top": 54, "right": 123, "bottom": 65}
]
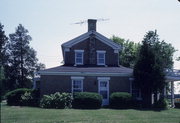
[{"left": 39, "top": 65, "right": 133, "bottom": 76}]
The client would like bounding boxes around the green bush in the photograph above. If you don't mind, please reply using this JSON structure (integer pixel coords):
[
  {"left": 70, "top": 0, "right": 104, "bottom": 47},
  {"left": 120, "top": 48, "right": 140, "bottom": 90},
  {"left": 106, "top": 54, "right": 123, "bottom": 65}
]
[
  {"left": 72, "top": 92, "right": 102, "bottom": 109},
  {"left": 110, "top": 92, "right": 132, "bottom": 109},
  {"left": 5, "top": 88, "right": 32, "bottom": 106},
  {"left": 20, "top": 89, "right": 40, "bottom": 107},
  {"left": 5, "top": 88, "right": 40, "bottom": 106},
  {"left": 153, "top": 98, "right": 168, "bottom": 109},
  {"left": 40, "top": 92, "right": 73, "bottom": 109}
]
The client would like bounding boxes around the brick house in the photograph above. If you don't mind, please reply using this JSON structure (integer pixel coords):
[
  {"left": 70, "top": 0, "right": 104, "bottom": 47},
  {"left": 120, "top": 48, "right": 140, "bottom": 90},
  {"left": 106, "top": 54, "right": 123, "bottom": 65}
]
[{"left": 39, "top": 19, "right": 135, "bottom": 105}]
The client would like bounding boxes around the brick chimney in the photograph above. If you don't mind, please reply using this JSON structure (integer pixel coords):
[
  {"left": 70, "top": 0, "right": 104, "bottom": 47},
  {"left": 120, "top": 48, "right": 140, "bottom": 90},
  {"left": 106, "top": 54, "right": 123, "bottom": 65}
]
[{"left": 88, "top": 19, "right": 97, "bottom": 32}]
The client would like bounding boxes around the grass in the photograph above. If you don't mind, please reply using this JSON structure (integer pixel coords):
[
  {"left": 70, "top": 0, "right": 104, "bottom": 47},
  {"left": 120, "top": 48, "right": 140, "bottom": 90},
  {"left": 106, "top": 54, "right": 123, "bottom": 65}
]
[{"left": 1, "top": 102, "right": 180, "bottom": 123}]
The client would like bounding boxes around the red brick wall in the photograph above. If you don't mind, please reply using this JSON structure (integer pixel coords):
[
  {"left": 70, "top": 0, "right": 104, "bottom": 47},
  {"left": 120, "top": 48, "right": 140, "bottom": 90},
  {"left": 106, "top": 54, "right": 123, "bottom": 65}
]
[
  {"left": 64, "top": 38, "right": 119, "bottom": 66},
  {"left": 40, "top": 75, "right": 130, "bottom": 97}
]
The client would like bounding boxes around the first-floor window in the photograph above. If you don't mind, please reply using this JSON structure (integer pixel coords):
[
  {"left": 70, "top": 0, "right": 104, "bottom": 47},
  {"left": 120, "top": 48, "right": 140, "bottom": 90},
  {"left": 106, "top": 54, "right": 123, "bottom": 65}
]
[{"left": 71, "top": 77, "right": 84, "bottom": 93}]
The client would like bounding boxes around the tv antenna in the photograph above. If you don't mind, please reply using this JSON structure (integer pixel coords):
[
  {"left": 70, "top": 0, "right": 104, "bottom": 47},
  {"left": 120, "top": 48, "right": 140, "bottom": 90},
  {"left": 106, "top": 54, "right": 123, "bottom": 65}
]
[{"left": 71, "top": 18, "right": 110, "bottom": 25}]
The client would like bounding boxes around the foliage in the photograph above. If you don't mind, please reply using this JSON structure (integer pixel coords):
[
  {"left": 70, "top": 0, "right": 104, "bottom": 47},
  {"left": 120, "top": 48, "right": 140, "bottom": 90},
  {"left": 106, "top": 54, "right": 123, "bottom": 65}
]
[
  {"left": 153, "top": 98, "right": 168, "bottom": 109},
  {"left": 133, "top": 30, "right": 172, "bottom": 107},
  {"left": 1, "top": 24, "right": 45, "bottom": 91},
  {"left": 5, "top": 88, "right": 39, "bottom": 106},
  {"left": 7, "top": 24, "right": 37, "bottom": 88},
  {"left": 72, "top": 92, "right": 102, "bottom": 109},
  {"left": 0, "top": 23, "right": 8, "bottom": 99},
  {"left": 111, "top": 35, "right": 140, "bottom": 68},
  {"left": 0, "top": 22, "right": 8, "bottom": 66},
  {"left": 40, "top": 92, "right": 73, "bottom": 109},
  {"left": 110, "top": 92, "right": 132, "bottom": 109},
  {"left": 20, "top": 89, "right": 40, "bottom": 107},
  {"left": 5, "top": 88, "right": 32, "bottom": 106}
]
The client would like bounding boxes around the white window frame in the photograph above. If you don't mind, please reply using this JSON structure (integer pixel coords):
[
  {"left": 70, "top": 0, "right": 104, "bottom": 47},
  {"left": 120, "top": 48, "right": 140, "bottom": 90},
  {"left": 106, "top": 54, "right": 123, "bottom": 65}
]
[
  {"left": 71, "top": 76, "right": 84, "bottom": 93},
  {"left": 96, "top": 50, "right": 106, "bottom": 65},
  {"left": 75, "top": 50, "right": 84, "bottom": 65}
]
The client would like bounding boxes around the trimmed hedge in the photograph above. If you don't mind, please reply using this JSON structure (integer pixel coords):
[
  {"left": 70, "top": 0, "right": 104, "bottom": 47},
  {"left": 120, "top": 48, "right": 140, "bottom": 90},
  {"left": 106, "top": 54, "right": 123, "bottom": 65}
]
[
  {"left": 5, "top": 88, "right": 39, "bottom": 106},
  {"left": 72, "top": 92, "right": 102, "bottom": 109},
  {"left": 110, "top": 92, "right": 132, "bottom": 109},
  {"left": 40, "top": 92, "right": 73, "bottom": 109}
]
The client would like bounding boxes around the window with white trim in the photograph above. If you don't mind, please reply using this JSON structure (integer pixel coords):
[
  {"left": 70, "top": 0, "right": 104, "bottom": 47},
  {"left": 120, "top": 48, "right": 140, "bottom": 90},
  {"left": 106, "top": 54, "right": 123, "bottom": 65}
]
[
  {"left": 97, "top": 50, "right": 106, "bottom": 65},
  {"left": 71, "top": 77, "right": 84, "bottom": 93},
  {"left": 75, "top": 50, "right": 84, "bottom": 65}
]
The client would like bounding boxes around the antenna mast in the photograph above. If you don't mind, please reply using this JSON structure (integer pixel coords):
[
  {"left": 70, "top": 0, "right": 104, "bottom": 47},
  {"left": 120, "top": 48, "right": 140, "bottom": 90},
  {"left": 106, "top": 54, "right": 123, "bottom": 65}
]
[{"left": 72, "top": 18, "right": 109, "bottom": 25}]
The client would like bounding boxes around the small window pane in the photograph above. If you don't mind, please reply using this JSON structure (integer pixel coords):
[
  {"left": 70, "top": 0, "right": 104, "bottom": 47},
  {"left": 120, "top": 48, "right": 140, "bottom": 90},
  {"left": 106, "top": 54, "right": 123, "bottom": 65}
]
[
  {"left": 76, "top": 58, "right": 82, "bottom": 63},
  {"left": 76, "top": 53, "right": 82, "bottom": 57},
  {"left": 100, "top": 82, "right": 107, "bottom": 87},
  {"left": 98, "top": 53, "right": 104, "bottom": 58},
  {"left": 98, "top": 59, "right": 104, "bottom": 64}
]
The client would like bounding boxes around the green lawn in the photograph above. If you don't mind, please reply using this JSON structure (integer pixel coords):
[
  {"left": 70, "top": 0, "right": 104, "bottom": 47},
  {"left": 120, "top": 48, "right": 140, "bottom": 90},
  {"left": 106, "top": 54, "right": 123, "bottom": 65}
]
[{"left": 1, "top": 102, "right": 180, "bottom": 123}]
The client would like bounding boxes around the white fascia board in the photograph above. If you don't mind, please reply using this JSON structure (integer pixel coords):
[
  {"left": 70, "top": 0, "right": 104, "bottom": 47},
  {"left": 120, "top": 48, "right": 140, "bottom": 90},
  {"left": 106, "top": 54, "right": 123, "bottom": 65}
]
[
  {"left": 94, "top": 32, "right": 121, "bottom": 50},
  {"left": 39, "top": 71, "right": 132, "bottom": 77},
  {"left": 62, "top": 31, "right": 92, "bottom": 48}
]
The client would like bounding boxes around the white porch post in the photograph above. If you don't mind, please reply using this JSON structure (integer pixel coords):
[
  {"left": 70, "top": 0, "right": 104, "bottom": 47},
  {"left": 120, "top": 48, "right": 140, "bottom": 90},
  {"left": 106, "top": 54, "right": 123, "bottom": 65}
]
[{"left": 171, "top": 81, "right": 175, "bottom": 108}]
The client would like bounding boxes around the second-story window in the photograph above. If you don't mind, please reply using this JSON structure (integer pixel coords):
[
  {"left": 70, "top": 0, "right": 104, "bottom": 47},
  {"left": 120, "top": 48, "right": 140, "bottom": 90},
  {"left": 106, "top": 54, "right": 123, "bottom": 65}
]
[
  {"left": 75, "top": 50, "right": 84, "bottom": 65},
  {"left": 97, "top": 50, "right": 106, "bottom": 65}
]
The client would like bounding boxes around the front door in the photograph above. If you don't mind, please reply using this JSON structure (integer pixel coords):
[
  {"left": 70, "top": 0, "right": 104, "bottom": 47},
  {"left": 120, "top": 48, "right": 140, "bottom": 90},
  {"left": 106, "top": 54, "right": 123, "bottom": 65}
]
[{"left": 98, "top": 80, "right": 109, "bottom": 105}]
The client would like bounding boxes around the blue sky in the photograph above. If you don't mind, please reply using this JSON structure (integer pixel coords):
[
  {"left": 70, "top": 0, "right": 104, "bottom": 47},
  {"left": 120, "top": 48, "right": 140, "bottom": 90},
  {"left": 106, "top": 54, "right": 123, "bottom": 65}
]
[{"left": 0, "top": 0, "right": 180, "bottom": 69}]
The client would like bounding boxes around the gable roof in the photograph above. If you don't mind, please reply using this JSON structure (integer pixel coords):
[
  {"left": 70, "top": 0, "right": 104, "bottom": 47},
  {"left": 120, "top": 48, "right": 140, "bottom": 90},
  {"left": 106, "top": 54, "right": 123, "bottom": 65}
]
[{"left": 62, "top": 30, "right": 121, "bottom": 50}]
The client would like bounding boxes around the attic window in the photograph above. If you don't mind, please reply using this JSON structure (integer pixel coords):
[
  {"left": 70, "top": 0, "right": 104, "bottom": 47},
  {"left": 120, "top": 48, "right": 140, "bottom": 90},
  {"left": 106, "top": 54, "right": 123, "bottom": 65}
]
[
  {"left": 97, "top": 50, "right": 106, "bottom": 65},
  {"left": 75, "top": 50, "right": 84, "bottom": 65}
]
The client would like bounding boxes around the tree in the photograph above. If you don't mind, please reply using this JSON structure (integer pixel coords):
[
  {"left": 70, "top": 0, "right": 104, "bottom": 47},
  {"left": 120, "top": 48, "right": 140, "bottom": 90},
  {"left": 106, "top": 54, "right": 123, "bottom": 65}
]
[
  {"left": 0, "top": 23, "right": 8, "bottom": 96},
  {"left": 0, "top": 23, "right": 8, "bottom": 66},
  {"left": 7, "top": 24, "right": 44, "bottom": 89},
  {"left": 133, "top": 30, "right": 175, "bottom": 107},
  {"left": 111, "top": 35, "right": 140, "bottom": 68}
]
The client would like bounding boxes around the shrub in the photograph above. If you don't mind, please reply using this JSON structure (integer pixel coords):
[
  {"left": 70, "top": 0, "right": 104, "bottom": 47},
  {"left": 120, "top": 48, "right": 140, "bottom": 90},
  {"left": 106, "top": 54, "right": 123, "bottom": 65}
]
[
  {"left": 20, "top": 89, "right": 40, "bottom": 107},
  {"left": 110, "top": 92, "right": 132, "bottom": 109},
  {"left": 40, "top": 95, "right": 53, "bottom": 108},
  {"left": 40, "top": 92, "right": 73, "bottom": 109},
  {"left": 5, "top": 88, "right": 32, "bottom": 106},
  {"left": 5, "top": 88, "right": 40, "bottom": 106},
  {"left": 72, "top": 92, "right": 102, "bottom": 109},
  {"left": 153, "top": 98, "right": 168, "bottom": 109}
]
